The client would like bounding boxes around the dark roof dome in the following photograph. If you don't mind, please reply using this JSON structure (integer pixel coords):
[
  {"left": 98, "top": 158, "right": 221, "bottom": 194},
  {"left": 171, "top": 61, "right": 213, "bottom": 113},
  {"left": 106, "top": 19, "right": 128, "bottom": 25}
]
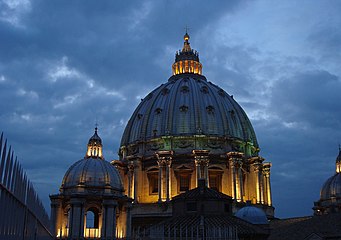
[
  {"left": 61, "top": 128, "right": 123, "bottom": 195},
  {"left": 62, "top": 158, "right": 123, "bottom": 191},
  {"left": 235, "top": 203, "right": 268, "bottom": 225},
  {"left": 120, "top": 33, "right": 258, "bottom": 159},
  {"left": 121, "top": 74, "right": 257, "bottom": 145},
  {"left": 320, "top": 148, "right": 341, "bottom": 200},
  {"left": 320, "top": 173, "right": 341, "bottom": 200}
]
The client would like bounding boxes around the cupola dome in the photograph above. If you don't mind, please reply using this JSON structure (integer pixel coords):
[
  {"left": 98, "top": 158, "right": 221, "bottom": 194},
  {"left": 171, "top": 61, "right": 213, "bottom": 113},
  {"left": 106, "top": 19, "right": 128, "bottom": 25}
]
[
  {"left": 61, "top": 128, "right": 123, "bottom": 194},
  {"left": 320, "top": 148, "right": 341, "bottom": 200},
  {"left": 314, "top": 148, "right": 341, "bottom": 215},
  {"left": 235, "top": 202, "right": 268, "bottom": 225}
]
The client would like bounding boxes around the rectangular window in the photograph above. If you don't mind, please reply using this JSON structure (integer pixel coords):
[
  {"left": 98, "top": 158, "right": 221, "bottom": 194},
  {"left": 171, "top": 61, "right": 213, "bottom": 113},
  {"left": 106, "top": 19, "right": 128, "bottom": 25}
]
[
  {"left": 148, "top": 173, "right": 159, "bottom": 194},
  {"left": 179, "top": 175, "right": 190, "bottom": 192},
  {"left": 209, "top": 174, "right": 221, "bottom": 192}
]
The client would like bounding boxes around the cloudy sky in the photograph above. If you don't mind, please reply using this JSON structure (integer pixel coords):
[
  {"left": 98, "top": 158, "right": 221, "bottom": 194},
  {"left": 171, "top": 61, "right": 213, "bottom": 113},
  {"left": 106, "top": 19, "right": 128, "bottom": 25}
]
[{"left": 1, "top": 0, "right": 341, "bottom": 218}]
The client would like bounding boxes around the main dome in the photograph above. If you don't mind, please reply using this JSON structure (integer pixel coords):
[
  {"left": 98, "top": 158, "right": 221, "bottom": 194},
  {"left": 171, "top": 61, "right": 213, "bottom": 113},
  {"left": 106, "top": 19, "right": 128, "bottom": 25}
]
[{"left": 120, "top": 33, "right": 259, "bottom": 159}]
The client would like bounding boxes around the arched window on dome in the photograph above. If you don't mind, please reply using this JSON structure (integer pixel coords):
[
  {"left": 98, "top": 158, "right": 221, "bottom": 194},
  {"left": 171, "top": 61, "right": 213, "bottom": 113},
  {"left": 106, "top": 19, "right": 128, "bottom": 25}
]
[{"left": 85, "top": 208, "right": 99, "bottom": 228}]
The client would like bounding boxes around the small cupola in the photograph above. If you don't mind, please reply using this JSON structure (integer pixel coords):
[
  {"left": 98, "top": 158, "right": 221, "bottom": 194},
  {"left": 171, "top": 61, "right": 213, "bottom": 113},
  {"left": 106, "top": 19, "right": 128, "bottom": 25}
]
[
  {"left": 86, "top": 127, "right": 103, "bottom": 159},
  {"left": 172, "top": 31, "right": 202, "bottom": 75}
]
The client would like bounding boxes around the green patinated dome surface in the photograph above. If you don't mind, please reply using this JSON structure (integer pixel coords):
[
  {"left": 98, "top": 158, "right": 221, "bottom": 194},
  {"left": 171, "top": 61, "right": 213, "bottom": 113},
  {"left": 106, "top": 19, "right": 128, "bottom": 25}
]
[{"left": 120, "top": 73, "right": 258, "bottom": 158}]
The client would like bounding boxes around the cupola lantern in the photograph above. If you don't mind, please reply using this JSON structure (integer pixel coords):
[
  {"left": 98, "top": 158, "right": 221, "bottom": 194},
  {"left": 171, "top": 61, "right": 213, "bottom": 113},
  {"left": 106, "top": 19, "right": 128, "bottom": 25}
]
[
  {"left": 172, "top": 31, "right": 202, "bottom": 75},
  {"left": 86, "top": 127, "right": 103, "bottom": 159}
]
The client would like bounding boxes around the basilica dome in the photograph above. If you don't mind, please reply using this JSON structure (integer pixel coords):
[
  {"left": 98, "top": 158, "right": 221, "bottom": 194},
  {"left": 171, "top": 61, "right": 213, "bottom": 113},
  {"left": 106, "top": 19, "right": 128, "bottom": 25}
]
[
  {"left": 314, "top": 149, "right": 341, "bottom": 215},
  {"left": 320, "top": 149, "right": 341, "bottom": 200},
  {"left": 61, "top": 128, "right": 123, "bottom": 193},
  {"left": 120, "top": 33, "right": 258, "bottom": 159}
]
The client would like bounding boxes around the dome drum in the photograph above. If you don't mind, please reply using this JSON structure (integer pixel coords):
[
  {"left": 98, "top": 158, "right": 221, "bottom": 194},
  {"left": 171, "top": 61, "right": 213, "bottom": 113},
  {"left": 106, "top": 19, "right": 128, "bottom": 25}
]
[{"left": 120, "top": 135, "right": 258, "bottom": 162}]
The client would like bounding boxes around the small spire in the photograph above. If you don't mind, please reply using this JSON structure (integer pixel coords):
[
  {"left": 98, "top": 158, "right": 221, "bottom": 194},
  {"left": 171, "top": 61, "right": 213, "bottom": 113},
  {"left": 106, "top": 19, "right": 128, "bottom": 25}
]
[
  {"left": 182, "top": 29, "right": 191, "bottom": 52},
  {"left": 95, "top": 122, "right": 98, "bottom": 134},
  {"left": 184, "top": 26, "right": 190, "bottom": 42}
]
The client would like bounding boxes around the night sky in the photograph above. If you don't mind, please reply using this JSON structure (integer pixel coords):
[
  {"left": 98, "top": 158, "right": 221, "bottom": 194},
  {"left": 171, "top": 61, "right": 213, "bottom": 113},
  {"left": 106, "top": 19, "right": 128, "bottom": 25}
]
[{"left": 1, "top": 0, "right": 341, "bottom": 219}]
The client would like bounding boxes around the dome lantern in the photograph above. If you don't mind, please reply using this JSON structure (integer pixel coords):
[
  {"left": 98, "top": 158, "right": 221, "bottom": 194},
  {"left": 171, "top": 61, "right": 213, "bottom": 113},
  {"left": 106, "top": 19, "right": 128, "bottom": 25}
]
[
  {"left": 172, "top": 31, "right": 202, "bottom": 75},
  {"left": 86, "top": 127, "right": 103, "bottom": 159},
  {"left": 336, "top": 146, "right": 341, "bottom": 173}
]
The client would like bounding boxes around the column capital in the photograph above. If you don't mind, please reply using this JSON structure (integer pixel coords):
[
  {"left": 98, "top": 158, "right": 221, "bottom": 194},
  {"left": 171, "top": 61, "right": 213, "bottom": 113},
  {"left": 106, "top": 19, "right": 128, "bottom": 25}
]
[
  {"left": 102, "top": 199, "right": 118, "bottom": 207},
  {"left": 128, "top": 161, "right": 135, "bottom": 172},
  {"left": 193, "top": 149, "right": 210, "bottom": 164},
  {"left": 262, "top": 162, "right": 271, "bottom": 177},
  {"left": 249, "top": 156, "right": 264, "bottom": 164},
  {"left": 156, "top": 150, "right": 173, "bottom": 166},
  {"left": 227, "top": 151, "right": 244, "bottom": 160},
  {"left": 70, "top": 198, "right": 85, "bottom": 206}
]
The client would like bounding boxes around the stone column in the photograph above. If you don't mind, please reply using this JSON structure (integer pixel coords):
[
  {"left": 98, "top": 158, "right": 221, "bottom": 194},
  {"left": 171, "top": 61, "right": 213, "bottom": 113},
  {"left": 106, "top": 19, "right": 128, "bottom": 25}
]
[
  {"left": 227, "top": 152, "right": 244, "bottom": 202},
  {"left": 127, "top": 161, "right": 134, "bottom": 199},
  {"left": 157, "top": 160, "right": 163, "bottom": 202},
  {"left": 166, "top": 160, "right": 171, "bottom": 201},
  {"left": 263, "top": 163, "right": 272, "bottom": 206},
  {"left": 193, "top": 150, "right": 210, "bottom": 186},
  {"left": 69, "top": 198, "right": 85, "bottom": 239},
  {"left": 127, "top": 156, "right": 141, "bottom": 203},
  {"left": 251, "top": 157, "right": 264, "bottom": 204},
  {"left": 125, "top": 202, "right": 132, "bottom": 240},
  {"left": 156, "top": 151, "right": 173, "bottom": 202},
  {"left": 237, "top": 161, "right": 244, "bottom": 202},
  {"left": 102, "top": 199, "right": 117, "bottom": 239}
]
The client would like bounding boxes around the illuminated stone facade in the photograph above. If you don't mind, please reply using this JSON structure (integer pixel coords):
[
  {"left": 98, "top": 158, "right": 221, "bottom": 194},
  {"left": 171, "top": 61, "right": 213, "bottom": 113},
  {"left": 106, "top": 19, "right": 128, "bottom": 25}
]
[
  {"left": 114, "top": 33, "right": 274, "bottom": 224},
  {"left": 50, "top": 128, "right": 132, "bottom": 239}
]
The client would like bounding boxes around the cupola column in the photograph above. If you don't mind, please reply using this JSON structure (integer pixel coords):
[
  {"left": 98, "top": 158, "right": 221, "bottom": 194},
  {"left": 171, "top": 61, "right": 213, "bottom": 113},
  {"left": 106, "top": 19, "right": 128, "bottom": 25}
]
[
  {"left": 156, "top": 151, "right": 173, "bottom": 202},
  {"left": 69, "top": 198, "right": 85, "bottom": 239},
  {"left": 263, "top": 163, "right": 272, "bottom": 206},
  {"left": 227, "top": 152, "right": 244, "bottom": 202},
  {"left": 102, "top": 199, "right": 118, "bottom": 239},
  {"left": 193, "top": 150, "right": 210, "bottom": 186}
]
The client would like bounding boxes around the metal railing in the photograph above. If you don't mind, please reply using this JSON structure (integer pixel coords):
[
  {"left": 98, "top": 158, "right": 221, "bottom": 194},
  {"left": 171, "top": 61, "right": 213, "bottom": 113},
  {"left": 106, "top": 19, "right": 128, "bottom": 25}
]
[{"left": 0, "top": 132, "right": 53, "bottom": 240}]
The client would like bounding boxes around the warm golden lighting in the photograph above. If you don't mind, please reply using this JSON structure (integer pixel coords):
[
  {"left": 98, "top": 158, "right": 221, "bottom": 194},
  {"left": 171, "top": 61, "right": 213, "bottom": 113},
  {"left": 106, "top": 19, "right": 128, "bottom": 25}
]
[
  {"left": 172, "top": 32, "right": 203, "bottom": 76},
  {"left": 85, "top": 127, "right": 103, "bottom": 159},
  {"left": 84, "top": 228, "right": 100, "bottom": 238}
]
